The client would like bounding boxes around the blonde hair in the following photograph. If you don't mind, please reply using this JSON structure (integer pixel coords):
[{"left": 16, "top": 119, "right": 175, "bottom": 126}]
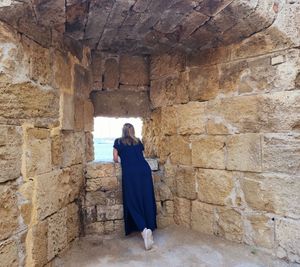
[{"left": 120, "top": 123, "right": 139, "bottom": 145}]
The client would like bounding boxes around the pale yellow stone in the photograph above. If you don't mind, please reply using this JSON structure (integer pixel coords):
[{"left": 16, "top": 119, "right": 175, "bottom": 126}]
[
  {"left": 174, "top": 197, "right": 191, "bottom": 227},
  {"left": 191, "top": 135, "right": 226, "bottom": 169},
  {"left": 67, "top": 202, "right": 79, "bottom": 243},
  {"left": 161, "top": 106, "right": 177, "bottom": 135},
  {"left": 216, "top": 208, "right": 243, "bottom": 242},
  {"left": 196, "top": 169, "right": 234, "bottom": 206},
  {"left": 0, "top": 239, "right": 18, "bottom": 267},
  {"left": 176, "top": 166, "right": 197, "bottom": 200},
  {"left": 47, "top": 208, "right": 68, "bottom": 261},
  {"left": 226, "top": 133, "right": 262, "bottom": 172},
  {"left": 191, "top": 201, "right": 214, "bottom": 234},
  {"left": 169, "top": 135, "right": 191, "bottom": 165},
  {"left": 86, "top": 176, "right": 119, "bottom": 192},
  {"left": 23, "top": 127, "right": 52, "bottom": 179},
  {"left": 84, "top": 100, "right": 94, "bottom": 132},
  {"left": 60, "top": 93, "right": 74, "bottom": 130},
  {"left": 86, "top": 162, "right": 116, "bottom": 178},
  {"left": 62, "top": 131, "right": 85, "bottom": 167}
]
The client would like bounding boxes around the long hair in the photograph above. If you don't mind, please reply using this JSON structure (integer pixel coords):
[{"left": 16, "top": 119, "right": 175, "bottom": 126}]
[{"left": 120, "top": 123, "right": 139, "bottom": 145}]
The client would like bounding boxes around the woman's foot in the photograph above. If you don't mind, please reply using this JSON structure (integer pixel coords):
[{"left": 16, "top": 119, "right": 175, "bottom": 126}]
[{"left": 141, "top": 228, "right": 154, "bottom": 250}]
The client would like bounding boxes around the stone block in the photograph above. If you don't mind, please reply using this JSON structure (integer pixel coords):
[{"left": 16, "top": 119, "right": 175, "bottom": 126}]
[
  {"left": 47, "top": 208, "right": 68, "bottom": 261},
  {"left": 91, "top": 52, "right": 102, "bottom": 89},
  {"left": 86, "top": 162, "right": 116, "bottom": 178},
  {"left": 150, "top": 52, "right": 185, "bottom": 80},
  {"left": 84, "top": 100, "right": 94, "bottom": 132},
  {"left": 26, "top": 220, "right": 48, "bottom": 267},
  {"left": 120, "top": 55, "right": 149, "bottom": 86},
  {"left": 73, "top": 64, "right": 92, "bottom": 98},
  {"left": 103, "top": 57, "right": 119, "bottom": 90},
  {"left": 206, "top": 118, "right": 230, "bottom": 135},
  {"left": 176, "top": 102, "right": 206, "bottom": 135},
  {"left": 160, "top": 106, "right": 177, "bottom": 136},
  {"left": 174, "top": 197, "right": 191, "bottom": 227},
  {"left": 23, "top": 127, "right": 52, "bottom": 179},
  {"left": 67, "top": 202, "right": 79, "bottom": 243},
  {"left": 150, "top": 72, "right": 189, "bottom": 108},
  {"left": 157, "top": 214, "right": 174, "bottom": 228},
  {"left": 176, "top": 166, "right": 196, "bottom": 200},
  {"left": 0, "top": 184, "right": 19, "bottom": 240},
  {"left": 244, "top": 213, "right": 274, "bottom": 249},
  {"left": 155, "top": 182, "right": 173, "bottom": 202},
  {"left": 85, "top": 132, "right": 94, "bottom": 162},
  {"left": 91, "top": 90, "right": 151, "bottom": 117},
  {"left": 51, "top": 128, "right": 62, "bottom": 166},
  {"left": 85, "top": 191, "right": 107, "bottom": 206},
  {"left": 0, "top": 125, "right": 22, "bottom": 182},
  {"left": 86, "top": 176, "right": 119, "bottom": 192},
  {"left": 97, "top": 204, "right": 123, "bottom": 221},
  {"left": 191, "top": 201, "right": 215, "bottom": 234},
  {"left": 53, "top": 51, "right": 73, "bottom": 93},
  {"left": 276, "top": 218, "right": 300, "bottom": 263},
  {"left": 262, "top": 133, "right": 300, "bottom": 174},
  {"left": 196, "top": 169, "right": 233, "bottom": 206},
  {"left": 169, "top": 135, "right": 191, "bottom": 165},
  {"left": 188, "top": 65, "right": 219, "bottom": 101},
  {"left": 240, "top": 172, "right": 300, "bottom": 218},
  {"left": 85, "top": 222, "right": 105, "bottom": 235},
  {"left": 191, "top": 135, "right": 226, "bottom": 169},
  {"left": 60, "top": 93, "right": 74, "bottom": 130},
  {"left": 215, "top": 208, "right": 243, "bottom": 242},
  {"left": 74, "top": 96, "right": 84, "bottom": 131},
  {"left": 0, "top": 82, "right": 59, "bottom": 125},
  {"left": 226, "top": 134, "right": 262, "bottom": 172},
  {"left": 0, "top": 239, "right": 18, "bottom": 267},
  {"left": 62, "top": 131, "right": 85, "bottom": 167}
]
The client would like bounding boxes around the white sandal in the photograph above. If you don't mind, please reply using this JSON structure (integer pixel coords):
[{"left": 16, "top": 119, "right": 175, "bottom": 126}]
[{"left": 142, "top": 228, "right": 154, "bottom": 250}]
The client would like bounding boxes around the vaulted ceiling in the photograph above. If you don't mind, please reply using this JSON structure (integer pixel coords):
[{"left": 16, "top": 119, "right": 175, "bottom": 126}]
[{"left": 0, "top": 0, "right": 278, "bottom": 54}]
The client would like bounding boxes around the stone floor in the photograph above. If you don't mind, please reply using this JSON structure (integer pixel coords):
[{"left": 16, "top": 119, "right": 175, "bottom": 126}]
[{"left": 54, "top": 226, "right": 299, "bottom": 267}]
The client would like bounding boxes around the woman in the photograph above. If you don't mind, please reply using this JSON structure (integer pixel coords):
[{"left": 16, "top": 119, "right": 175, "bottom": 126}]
[{"left": 113, "top": 123, "right": 157, "bottom": 250}]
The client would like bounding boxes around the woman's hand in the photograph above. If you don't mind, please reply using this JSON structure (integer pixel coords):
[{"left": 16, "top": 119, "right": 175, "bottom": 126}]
[{"left": 113, "top": 148, "right": 119, "bottom": 163}]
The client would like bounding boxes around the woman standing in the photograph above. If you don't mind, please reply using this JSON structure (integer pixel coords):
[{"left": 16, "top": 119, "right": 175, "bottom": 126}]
[{"left": 113, "top": 123, "right": 157, "bottom": 250}]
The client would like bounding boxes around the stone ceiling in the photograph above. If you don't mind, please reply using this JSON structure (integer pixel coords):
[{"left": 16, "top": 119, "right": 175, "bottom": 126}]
[{"left": 0, "top": 0, "right": 278, "bottom": 54}]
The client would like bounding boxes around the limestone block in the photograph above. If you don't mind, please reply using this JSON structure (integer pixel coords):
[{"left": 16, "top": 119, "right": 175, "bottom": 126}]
[
  {"left": 0, "top": 125, "right": 22, "bottom": 182},
  {"left": 120, "top": 55, "right": 149, "bottom": 86},
  {"left": 86, "top": 176, "right": 119, "bottom": 192},
  {"left": 62, "top": 131, "right": 85, "bottom": 167},
  {"left": 226, "top": 134, "right": 262, "bottom": 172},
  {"left": 262, "top": 133, "right": 300, "bottom": 174},
  {"left": 85, "top": 191, "right": 106, "bottom": 206},
  {"left": 84, "top": 206, "right": 97, "bottom": 224},
  {"left": 155, "top": 182, "right": 173, "bottom": 202},
  {"left": 106, "top": 190, "right": 123, "bottom": 205},
  {"left": 0, "top": 82, "right": 59, "bottom": 124},
  {"left": 85, "top": 132, "right": 94, "bottom": 162},
  {"left": 84, "top": 100, "right": 94, "bottom": 132},
  {"left": 276, "top": 218, "right": 300, "bottom": 263},
  {"left": 74, "top": 96, "right": 84, "bottom": 131},
  {"left": 150, "top": 52, "right": 185, "bottom": 80},
  {"left": 0, "top": 184, "right": 19, "bottom": 240},
  {"left": 47, "top": 208, "right": 68, "bottom": 261},
  {"left": 114, "top": 220, "right": 125, "bottom": 236},
  {"left": 67, "top": 202, "right": 79, "bottom": 243},
  {"left": 161, "top": 161, "right": 177, "bottom": 194},
  {"left": 145, "top": 158, "right": 158, "bottom": 171},
  {"left": 68, "top": 164, "right": 84, "bottom": 202},
  {"left": 150, "top": 72, "right": 189, "bottom": 108},
  {"left": 91, "top": 52, "right": 102, "bottom": 89},
  {"left": 188, "top": 65, "right": 219, "bottom": 101},
  {"left": 161, "top": 106, "right": 177, "bottom": 135},
  {"left": 86, "top": 162, "right": 116, "bottom": 178},
  {"left": 60, "top": 93, "right": 74, "bottom": 130},
  {"left": 51, "top": 129, "right": 62, "bottom": 166},
  {"left": 23, "top": 127, "right": 52, "bottom": 179},
  {"left": 0, "top": 239, "right": 18, "bottom": 267},
  {"left": 196, "top": 169, "right": 233, "bottom": 206},
  {"left": 244, "top": 213, "right": 274, "bottom": 249},
  {"left": 191, "top": 201, "right": 215, "bottom": 234},
  {"left": 169, "top": 135, "right": 191, "bottom": 165},
  {"left": 157, "top": 214, "right": 174, "bottom": 228},
  {"left": 97, "top": 204, "right": 123, "bottom": 221},
  {"left": 53, "top": 51, "right": 73, "bottom": 94},
  {"left": 85, "top": 222, "right": 105, "bottom": 235},
  {"left": 176, "top": 102, "right": 206, "bottom": 135},
  {"left": 191, "top": 135, "right": 226, "bottom": 169},
  {"left": 73, "top": 64, "right": 92, "bottom": 98},
  {"left": 103, "top": 57, "right": 119, "bottom": 90},
  {"left": 215, "top": 208, "right": 243, "bottom": 242},
  {"left": 22, "top": 36, "right": 52, "bottom": 85},
  {"left": 206, "top": 118, "right": 230, "bottom": 135},
  {"left": 26, "top": 220, "right": 48, "bottom": 267},
  {"left": 174, "top": 197, "right": 191, "bottom": 227},
  {"left": 240, "top": 172, "right": 300, "bottom": 218},
  {"left": 176, "top": 166, "right": 197, "bottom": 200}
]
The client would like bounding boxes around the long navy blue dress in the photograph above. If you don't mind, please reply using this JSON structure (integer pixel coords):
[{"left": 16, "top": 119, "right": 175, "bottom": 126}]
[{"left": 113, "top": 138, "right": 157, "bottom": 235}]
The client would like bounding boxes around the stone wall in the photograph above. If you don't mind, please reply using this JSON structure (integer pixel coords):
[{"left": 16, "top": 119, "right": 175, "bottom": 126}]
[
  {"left": 90, "top": 52, "right": 151, "bottom": 118},
  {"left": 83, "top": 159, "right": 174, "bottom": 237},
  {"left": 144, "top": 9, "right": 300, "bottom": 263},
  {"left": 0, "top": 22, "right": 94, "bottom": 266}
]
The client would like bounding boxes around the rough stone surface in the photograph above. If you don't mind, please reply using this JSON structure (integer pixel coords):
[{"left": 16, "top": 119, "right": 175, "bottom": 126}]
[
  {"left": 0, "top": 239, "right": 18, "bottom": 267},
  {"left": 191, "top": 201, "right": 215, "bottom": 235}
]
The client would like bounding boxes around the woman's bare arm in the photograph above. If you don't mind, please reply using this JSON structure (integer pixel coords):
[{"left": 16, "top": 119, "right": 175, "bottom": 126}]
[{"left": 113, "top": 148, "right": 119, "bottom": 163}]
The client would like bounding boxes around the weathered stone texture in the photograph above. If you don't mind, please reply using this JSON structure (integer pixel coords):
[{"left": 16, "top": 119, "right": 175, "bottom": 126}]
[
  {"left": 191, "top": 201, "right": 215, "bottom": 235},
  {"left": 0, "top": 239, "right": 18, "bottom": 267},
  {"left": 174, "top": 197, "right": 191, "bottom": 227}
]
